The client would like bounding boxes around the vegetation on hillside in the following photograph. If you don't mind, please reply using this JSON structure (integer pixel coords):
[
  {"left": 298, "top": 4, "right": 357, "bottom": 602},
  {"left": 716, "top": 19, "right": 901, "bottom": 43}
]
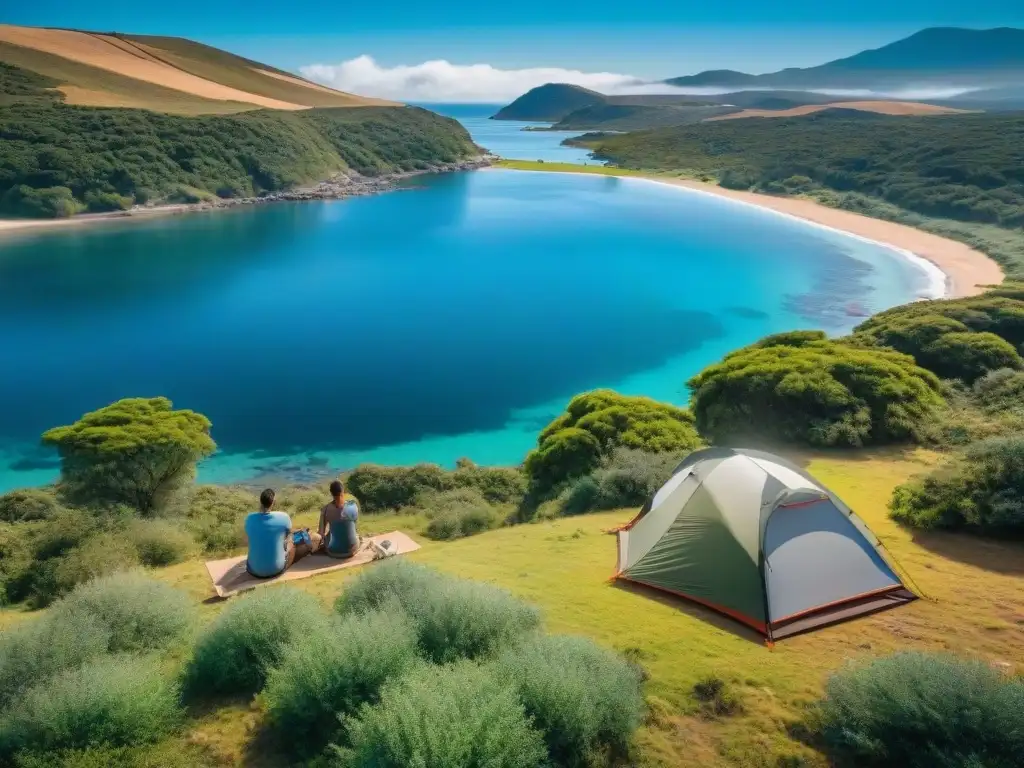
[
  {"left": 491, "top": 83, "right": 605, "bottom": 121},
  {"left": 688, "top": 331, "right": 945, "bottom": 447},
  {"left": 890, "top": 435, "right": 1024, "bottom": 533},
  {"left": 0, "top": 103, "right": 478, "bottom": 217},
  {"left": 524, "top": 390, "right": 701, "bottom": 493},
  {"left": 551, "top": 103, "right": 737, "bottom": 131},
  {"left": 581, "top": 112, "right": 1024, "bottom": 275}
]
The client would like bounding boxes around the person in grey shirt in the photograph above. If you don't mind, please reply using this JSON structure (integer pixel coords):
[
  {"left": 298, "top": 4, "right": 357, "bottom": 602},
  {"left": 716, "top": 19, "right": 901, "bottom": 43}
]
[{"left": 318, "top": 480, "right": 360, "bottom": 558}]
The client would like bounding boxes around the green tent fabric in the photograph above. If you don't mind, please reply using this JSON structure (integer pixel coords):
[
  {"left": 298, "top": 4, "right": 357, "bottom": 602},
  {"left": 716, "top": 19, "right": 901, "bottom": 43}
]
[{"left": 615, "top": 447, "right": 916, "bottom": 640}]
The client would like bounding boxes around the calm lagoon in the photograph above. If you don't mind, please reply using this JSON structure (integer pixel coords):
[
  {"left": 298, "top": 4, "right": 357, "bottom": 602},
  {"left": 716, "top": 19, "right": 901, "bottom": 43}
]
[{"left": 0, "top": 106, "right": 934, "bottom": 490}]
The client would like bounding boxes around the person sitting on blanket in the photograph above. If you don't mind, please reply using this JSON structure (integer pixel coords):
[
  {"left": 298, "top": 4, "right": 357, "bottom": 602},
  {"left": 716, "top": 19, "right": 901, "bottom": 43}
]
[
  {"left": 245, "top": 488, "right": 322, "bottom": 578},
  {"left": 318, "top": 480, "right": 361, "bottom": 559}
]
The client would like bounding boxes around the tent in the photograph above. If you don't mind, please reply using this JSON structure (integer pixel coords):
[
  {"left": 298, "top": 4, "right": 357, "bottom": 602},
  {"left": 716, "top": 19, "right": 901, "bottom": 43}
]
[{"left": 614, "top": 447, "right": 916, "bottom": 641}]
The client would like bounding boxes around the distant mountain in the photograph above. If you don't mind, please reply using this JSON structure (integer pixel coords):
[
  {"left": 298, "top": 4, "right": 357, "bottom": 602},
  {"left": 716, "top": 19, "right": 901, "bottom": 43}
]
[
  {"left": 552, "top": 103, "right": 737, "bottom": 131},
  {"left": 491, "top": 83, "right": 605, "bottom": 121},
  {"left": 665, "top": 27, "right": 1024, "bottom": 91}
]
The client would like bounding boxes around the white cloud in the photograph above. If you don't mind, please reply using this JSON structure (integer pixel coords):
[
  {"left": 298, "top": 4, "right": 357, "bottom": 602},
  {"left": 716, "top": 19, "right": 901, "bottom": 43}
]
[{"left": 300, "top": 56, "right": 645, "bottom": 103}]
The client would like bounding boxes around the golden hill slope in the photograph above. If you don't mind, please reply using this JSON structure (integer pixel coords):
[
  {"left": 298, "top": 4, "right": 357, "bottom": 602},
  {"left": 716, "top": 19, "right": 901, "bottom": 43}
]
[
  {"left": 705, "top": 100, "right": 971, "bottom": 121},
  {"left": 0, "top": 24, "right": 395, "bottom": 114}
]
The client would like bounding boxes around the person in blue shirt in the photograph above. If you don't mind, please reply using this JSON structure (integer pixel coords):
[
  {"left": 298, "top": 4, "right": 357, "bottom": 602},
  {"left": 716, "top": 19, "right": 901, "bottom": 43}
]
[
  {"left": 318, "top": 480, "right": 361, "bottom": 558},
  {"left": 245, "top": 488, "right": 322, "bottom": 578}
]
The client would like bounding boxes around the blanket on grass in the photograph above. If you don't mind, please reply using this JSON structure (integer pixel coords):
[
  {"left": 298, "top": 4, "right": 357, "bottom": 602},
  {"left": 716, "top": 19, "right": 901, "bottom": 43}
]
[{"left": 205, "top": 531, "right": 420, "bottom": 598}]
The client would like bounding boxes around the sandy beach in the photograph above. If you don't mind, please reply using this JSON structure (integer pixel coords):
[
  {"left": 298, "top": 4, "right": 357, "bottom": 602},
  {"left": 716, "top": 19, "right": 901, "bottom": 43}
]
[
  {"left": 651, "top": 176, "right": 1004, "bottom": 298},
  {"left": 490, "top": 164, "right": 1004, "bottom": 299}
]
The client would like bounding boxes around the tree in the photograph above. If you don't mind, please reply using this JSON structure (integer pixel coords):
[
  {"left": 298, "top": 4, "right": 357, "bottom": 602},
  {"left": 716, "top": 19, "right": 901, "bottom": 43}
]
[
  {"left": 41, "top": 397, "right": 216, "bottom": 515},
  {"left": 687, "top": 334, "right": 944, "bottom": 447},
  {"left": 525, "top": 390, "right": 701, "bottom": 492}
]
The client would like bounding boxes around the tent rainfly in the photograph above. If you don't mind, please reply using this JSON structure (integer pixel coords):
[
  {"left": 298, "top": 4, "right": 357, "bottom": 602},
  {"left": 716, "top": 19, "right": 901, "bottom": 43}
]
[{"left": 615, "top": 447, "right": 916, "bottom": 641}]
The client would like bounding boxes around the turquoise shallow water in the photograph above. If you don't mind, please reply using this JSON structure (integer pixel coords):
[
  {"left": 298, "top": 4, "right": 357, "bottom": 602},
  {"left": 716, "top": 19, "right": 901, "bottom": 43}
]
[{"left": 0, "top": 107, "right": 935, "bottom": 490}]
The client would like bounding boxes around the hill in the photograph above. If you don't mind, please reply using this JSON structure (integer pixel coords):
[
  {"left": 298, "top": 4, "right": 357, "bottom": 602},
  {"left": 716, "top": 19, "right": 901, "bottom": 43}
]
[
  {"left": 0, "top": 104, "right": 480, "bottom": 218},
  {"left": 666, "top": 27, "right": 1024, "bottom": 91},
  {"left": 578, "top": 111, "right": 1024, "bottom": 276},
  {"left": 490, "top": 82, "right": 605, "bottom": 121},
  {"left": 705, "top": 100, "right": 971, "bottom": 121},
  {"left": 0, "top": 24, "right": 393, "bottom": 114},
  {"left": 551, "top": 103, "right": 738, "bottom": 131}
]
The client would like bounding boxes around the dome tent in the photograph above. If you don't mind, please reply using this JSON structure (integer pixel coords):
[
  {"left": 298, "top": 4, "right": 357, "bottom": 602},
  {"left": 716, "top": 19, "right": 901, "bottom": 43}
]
[{"left": 615, "top": 447, "right": 916, "bottom": 641}]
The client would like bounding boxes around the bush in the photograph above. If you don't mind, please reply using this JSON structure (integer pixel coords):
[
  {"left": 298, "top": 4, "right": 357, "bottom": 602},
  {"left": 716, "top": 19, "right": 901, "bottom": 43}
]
[
  {"left": 187, "top": 485, "right": 256, "bottom": 553},
  {"left": 422, "top": 488, "right": 500, "bottom": 540},
  {"left": 0, "top": 184, "right": 81, "bottom": 218},
  {"left": 0, "top": 488, "right": 61, "bottom": 522},
  {"left": 51, "top": 571, "right": 195, "bottom": 653},
  {"left": 125, "top": 519, "right": 196, "bottom": 566},
  {"left": 972, "top": 368, "right": 1024, "bottom": 413},
  {"left": 815, "top": 651, "right": 1024, "bottom": 768},
  {"left": 688, "top": 332, "right": 944, "bottom": 447},
  {"left": 11, "top": 744, "right": 205, "bottom": 768},
  {"left": 47, "top": 533, "right": 142, "bottom": 605},
  {"left": 332, "top": 662, "right": 547, "bottom": 768},
  {"left": 183, "top": 586, "right": 327, "bottom": 698},
  {"left": 264, "top": 611, "right": 419, "bottom": 754},
  {"left": 855, "top": 292, "right": 1024, "bottom": 349},
  {"left": 0, "top": 654, "right": 182, "bottom": 756},
  {"left": 920, "top": 331, "right": 1023, "bottom": 383},
  {"left": 347, "top": 463, "right": 526, "bottom": 512},
  {"left": 550, "top": 446, "right": 683, "bottom": 517},
  {"left": 0, "top": 612, "right": 110, "bottom": 710},
  {"left": 42, "top": 397, "right": 216, "bottom": 515},
  {"left": 526, "top": 390, "right": 701, "bottom": 493},
  {"left": 82, "top": 189, "right": 132, "bottom": 213},
  {"left": 494, "top": 635, "right": 644, "bottom": 766},
  {"left": 336, "top": 561, "right": 541, "bottom": 663},
  {"left": 890, "top": 436, "right": 1024, "bottom": 533}
]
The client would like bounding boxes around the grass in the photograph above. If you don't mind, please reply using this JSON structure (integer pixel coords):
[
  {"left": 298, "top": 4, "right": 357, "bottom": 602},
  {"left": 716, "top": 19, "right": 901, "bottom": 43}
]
[
  {"left": 7, "top": 448, "right": 1023, "bottom": 766},
  {"left": 0, "top": 41, "right": 252, "bottom": 114}
]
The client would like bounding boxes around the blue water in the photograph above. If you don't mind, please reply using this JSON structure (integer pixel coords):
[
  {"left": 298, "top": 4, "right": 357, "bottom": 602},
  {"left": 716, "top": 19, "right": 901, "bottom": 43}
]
[{"left": 0, "top": 108, "right": 934, "bottom": 491}]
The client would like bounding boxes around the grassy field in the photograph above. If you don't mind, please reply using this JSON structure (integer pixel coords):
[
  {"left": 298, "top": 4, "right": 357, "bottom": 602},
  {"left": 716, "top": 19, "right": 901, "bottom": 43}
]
[
  {"left": 49, "top": 447, "right": 1017, "bottom": 767},
  {"left": 0, "top": 40, "right": 254, "bottom": 114}
]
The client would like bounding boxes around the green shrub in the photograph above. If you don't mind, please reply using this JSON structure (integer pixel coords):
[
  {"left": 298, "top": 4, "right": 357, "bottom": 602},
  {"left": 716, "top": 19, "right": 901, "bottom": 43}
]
[
  {"left": 688, "top": 332, "right": 944, "bottom": 447},
  {"left": 526, "top": 390, "right": 701, "bottom": 493},
  {"left": 0, "top": 612, "right": 110, "bottom": 710},
  {"left": 920, "top": 331, "right": 1023, "bottom": 383},
  {"left": 47, "top": 533, "right": 142, "bottom": 604},
  {"left": 422, "top": 489, "right": 500, "bottom": 540},
  {"left": 42, "top": 397, "right": 216, "bottom": 515},
  {"left": 12, "top": 743, "right": 206, "bottom": 768},
  {"left": 51, "top": 571, "right": 195, "bottom": 653},
  {"left": 264, "top": 611, "right": 419, "bottom": 754},
  {"left": 0, "top": 184, "right": 81, "bottom": 218},
  {"left": 347, "top": 463, "right": 525, "bottom": 512},
  {"left": 336, "top": 561, "right": 541, "bottom": 663},
  {"left": 0, "top": 654, "right": 182, "bottom": 756},
  {"left": 334, "top": 559, "right": 443, "bottom": 615},
  {"left": 855, "top": 293, "right": 1024, "bottom": 349},
  {"left": 125, "top": 519, "right": 196, "bottom": 566},
  {"left": 559, "top": 476, "right": 603, "bottom": 516},
  {"left": 332, "top": 662, "right": 547, "bottom": 768},
  {"left": 589, "top": 449, "right": 679, "bottom": 511},
  {"left": 82, "top": 190, "right": 132, "bottom": 213},
  {"left": 890, "top": 436, "right": 1024, "bottom": 533},
  {"left": 186, "top": 484, "right": 256, "bottom": 553},
  {"left": 0, "top": 488, "right": 61, "bottom": 522},
  {"left": 973, "top": 368, "right": 1024, "bottom": 413},
  {"left": 815, "top": 651, "right": 1024, "bottom": 768},
  {"left": 929, "top": 381, "right": 1024, "bottom": 447},
  {"left": 183, "top": 586, "right": 327, "bottom": 698},
  {"left": 494, "top": 634, "right": 644, "bottom": 766}
]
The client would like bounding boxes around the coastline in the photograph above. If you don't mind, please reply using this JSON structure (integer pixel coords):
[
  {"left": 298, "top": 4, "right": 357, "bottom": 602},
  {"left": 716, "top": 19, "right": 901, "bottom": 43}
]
[
  {"left": 0, "top": 156, "right": 494, "bottom": 236},
  {"left": 491, "top": 161, "right": 1005, "bottom": 299}
]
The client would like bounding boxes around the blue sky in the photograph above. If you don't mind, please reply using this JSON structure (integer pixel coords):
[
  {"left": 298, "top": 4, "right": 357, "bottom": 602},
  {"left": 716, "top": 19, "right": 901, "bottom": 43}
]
[{"left": 6, "top": 2, "right": 1022, "bottom": 100}]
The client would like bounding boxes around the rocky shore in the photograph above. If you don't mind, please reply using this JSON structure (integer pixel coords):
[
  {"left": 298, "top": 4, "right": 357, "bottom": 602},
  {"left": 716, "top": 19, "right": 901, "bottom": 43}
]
[{"left": 180, "top": 155, "right": 495, "bottom": 210}]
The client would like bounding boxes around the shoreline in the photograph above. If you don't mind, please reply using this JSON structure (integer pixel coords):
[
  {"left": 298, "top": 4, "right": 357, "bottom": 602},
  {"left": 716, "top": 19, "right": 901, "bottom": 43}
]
[
  {"left": 0, "top": 156, "right": 494, "bottom": 236},
  {"left": 491, "top": 162, "right": 1004, "bottom": 299}
]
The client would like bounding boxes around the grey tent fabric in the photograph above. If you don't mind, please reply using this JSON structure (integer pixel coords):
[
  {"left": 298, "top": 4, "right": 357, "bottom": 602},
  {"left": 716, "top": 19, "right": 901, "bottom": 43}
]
[{"left": 615, "top": 447, "right": 916, "bottom": 640}]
